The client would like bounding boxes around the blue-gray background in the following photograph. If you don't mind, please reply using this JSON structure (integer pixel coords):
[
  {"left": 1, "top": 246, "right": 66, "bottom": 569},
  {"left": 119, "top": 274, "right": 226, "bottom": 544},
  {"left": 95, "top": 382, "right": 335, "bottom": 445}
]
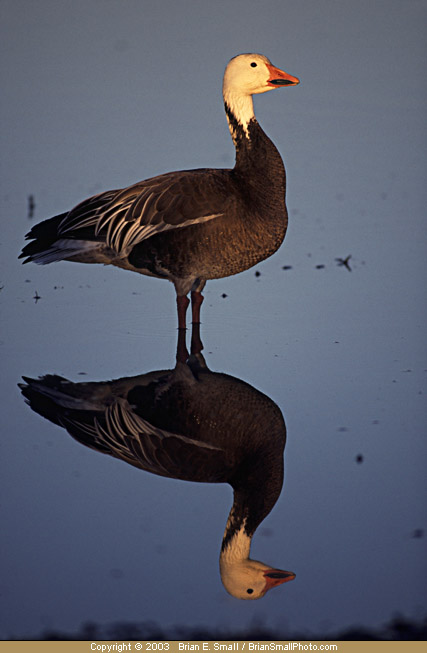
[{"left": 1, "top": 0, "right": 426, "bottom": 639}]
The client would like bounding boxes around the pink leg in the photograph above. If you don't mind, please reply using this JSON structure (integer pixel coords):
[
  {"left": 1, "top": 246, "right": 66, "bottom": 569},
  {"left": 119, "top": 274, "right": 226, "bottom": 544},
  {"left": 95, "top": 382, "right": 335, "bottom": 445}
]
[
  {"left": 191, "top": 291, "right": 204, "bottom": 324},
  {"left": 190, "top": 322, "right": 203, "bottom": 356},
  {"left": 176, "top": 328, "right": 189, "bottom": 363},
  {"left": 176, "top": 295, "right": 190, "bottom": 330}
]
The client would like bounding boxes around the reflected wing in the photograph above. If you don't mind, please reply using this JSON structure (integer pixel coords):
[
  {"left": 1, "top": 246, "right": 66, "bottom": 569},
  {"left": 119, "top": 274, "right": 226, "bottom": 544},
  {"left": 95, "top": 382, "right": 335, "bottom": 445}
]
[
  {"left": 61, "top": 399, "right": 230, "bottom": 482},
  {"left": 20, "top": 373, "right": 234, "bottom": 482},
  {"left": 58, "top": 169, "right": 232, "bottom": 254}
]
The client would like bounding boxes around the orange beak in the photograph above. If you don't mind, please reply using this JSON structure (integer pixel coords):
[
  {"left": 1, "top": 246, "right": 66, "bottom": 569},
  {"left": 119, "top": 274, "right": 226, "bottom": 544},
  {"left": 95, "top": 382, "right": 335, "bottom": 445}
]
[
  {"left": 264, "top": 569, "right": 296, "bottom": 592},
  {"left": 266, "top": 64, "right": 300, "bottom": 87}
]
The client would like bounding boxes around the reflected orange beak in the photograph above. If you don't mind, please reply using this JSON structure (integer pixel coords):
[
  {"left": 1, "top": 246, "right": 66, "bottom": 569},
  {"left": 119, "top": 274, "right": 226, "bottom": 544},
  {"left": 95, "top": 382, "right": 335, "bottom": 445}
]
[
  {"left": 266, "top": 64, "right": 300, "bottom": 87},
  {"left": 264, "top": 569, "right": 296, "bottom": 591}
]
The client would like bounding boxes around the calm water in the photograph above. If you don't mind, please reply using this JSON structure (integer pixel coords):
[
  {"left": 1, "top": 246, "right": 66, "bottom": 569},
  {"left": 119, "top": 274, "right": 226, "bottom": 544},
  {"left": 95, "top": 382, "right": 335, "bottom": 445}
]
[{"left": 1, "top": 0, "right": 426, "bottom": 640}]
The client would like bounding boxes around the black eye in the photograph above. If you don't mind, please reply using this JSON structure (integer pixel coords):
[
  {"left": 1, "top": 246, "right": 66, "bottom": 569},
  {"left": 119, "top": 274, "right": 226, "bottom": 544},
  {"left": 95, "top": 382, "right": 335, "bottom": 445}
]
[
  {"left": 246, "top": 588, "right": 254, "bottom": 594},
  {"left": 250, "top": 62, "right": 257, "bottom": 68}
]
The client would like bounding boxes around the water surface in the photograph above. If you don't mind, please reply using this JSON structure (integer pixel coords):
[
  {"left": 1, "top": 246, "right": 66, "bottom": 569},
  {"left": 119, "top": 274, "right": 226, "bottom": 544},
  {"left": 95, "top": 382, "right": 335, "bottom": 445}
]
[{"left": 1, "top": 0, "right": 426, "bottom": 639}]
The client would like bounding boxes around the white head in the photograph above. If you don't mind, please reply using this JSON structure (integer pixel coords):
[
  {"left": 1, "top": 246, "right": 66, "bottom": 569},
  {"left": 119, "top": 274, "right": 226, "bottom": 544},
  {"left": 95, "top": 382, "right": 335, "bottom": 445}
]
[
  {"left": 219, "top": 525, "right": 295, "bottom": 600},
  {"left": 222, "top": 53, "right": 299, "bottom": 139},
  {"left": 220, "top": 557, "right": 295, "bottom": 600},
  {"left": 223, "top": 53, "right": 299, "bottom": 98}
]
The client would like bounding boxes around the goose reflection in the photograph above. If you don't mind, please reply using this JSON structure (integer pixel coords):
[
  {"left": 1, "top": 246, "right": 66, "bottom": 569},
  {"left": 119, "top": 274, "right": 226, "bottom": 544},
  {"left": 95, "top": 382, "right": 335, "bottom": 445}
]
[{"left": 19, "top": 326, "right": 295, "bottom": 599}]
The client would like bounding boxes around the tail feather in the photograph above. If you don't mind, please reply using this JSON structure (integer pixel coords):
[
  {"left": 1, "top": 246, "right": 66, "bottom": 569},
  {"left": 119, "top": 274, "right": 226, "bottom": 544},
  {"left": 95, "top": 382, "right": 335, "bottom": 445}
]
[
  {"left": 20, "top": 213, "right": 67, "bottom": 263},
  {"left": 19, "top": 375, "right": 111, "bottom": 453},
  {"left": 19, "top": 213, "right": 108, "bottom": 264}
]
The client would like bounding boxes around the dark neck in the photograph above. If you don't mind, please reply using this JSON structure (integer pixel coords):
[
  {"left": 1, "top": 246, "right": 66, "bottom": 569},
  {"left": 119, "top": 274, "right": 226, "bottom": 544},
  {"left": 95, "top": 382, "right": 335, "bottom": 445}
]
[
  {"left": 225, "top": 102, "right": 286, "bottom": 197},
  {"left": 221, "top": 456, "right": 284, "bottom": 553}
]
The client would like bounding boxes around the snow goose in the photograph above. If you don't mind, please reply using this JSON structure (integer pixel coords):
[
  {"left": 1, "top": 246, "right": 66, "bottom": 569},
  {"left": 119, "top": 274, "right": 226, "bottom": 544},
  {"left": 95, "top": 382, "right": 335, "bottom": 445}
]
[
  {"left": 20, "top": 329, "right": 295, "bottom": 599},
  {"left": 19, "top": 53, "right": 299, "bottom": 328}
]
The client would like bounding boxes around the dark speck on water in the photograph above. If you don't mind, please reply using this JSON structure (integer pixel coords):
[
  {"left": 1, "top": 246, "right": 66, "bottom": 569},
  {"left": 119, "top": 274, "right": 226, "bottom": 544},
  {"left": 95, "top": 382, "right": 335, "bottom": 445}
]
[
  {"left": 356, "top": 454, "right": 364, "bottom": 464},
  {"left": 335, "top": 255, "right": 352, "bottom": 271},
  {"left": 27, "top": 194, "right": 35, "bottom": 219}
]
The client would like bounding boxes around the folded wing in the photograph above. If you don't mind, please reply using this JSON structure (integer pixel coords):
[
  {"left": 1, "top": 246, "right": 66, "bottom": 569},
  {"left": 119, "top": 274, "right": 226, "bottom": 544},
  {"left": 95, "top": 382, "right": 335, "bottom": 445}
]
[{"left": 57, "top": 169, "right": 233, "bottom": 254}]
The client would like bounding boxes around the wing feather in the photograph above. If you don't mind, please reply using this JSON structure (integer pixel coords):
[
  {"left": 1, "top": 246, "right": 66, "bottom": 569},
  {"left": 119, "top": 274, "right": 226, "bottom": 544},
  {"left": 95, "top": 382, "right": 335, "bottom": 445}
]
[
  {"left": 62, "top": 400, "right": 227, "bottom": 481},
  {"left": 57, "top": 169, "right": 231, "bottom": 254}
]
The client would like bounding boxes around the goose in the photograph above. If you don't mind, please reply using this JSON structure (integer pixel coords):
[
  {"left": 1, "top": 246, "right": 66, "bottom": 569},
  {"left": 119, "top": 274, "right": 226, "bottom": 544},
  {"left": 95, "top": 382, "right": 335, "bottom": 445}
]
[
  {"left": 19, "top": 328, "right": 295, "bottom": 599},
  {"left": 19, "top": 54, "right": 299, "bottom": 328}
]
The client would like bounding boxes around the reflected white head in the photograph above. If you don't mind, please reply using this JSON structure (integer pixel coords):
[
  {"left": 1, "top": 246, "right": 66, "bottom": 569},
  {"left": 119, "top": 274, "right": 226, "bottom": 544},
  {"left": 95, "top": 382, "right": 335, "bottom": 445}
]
[
  {"left": 219, "top": 525, "right": 295, "bottom": 600},
  {"left": 220, "top": 557, "right": 295, "bottom": 600}
]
